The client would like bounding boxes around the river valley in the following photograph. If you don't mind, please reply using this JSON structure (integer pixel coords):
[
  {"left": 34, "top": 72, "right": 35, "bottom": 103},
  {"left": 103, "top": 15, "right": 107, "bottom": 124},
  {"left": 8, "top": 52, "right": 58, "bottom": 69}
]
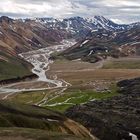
[{"left": 0, "top": 40, "right": 76, "bottom": 94}]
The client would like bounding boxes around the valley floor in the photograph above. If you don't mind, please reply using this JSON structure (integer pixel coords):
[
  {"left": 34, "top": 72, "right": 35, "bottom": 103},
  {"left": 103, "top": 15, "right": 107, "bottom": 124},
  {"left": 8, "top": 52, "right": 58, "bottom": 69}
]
[
  {"left": 2, "top": 56, "right": 140, "bottom": 112},
  {"left": 1, "top": 39, "right": 140, "bottom": 109},
  {"left": 48, "top": 57, "right": 140, "bottom": 88}
]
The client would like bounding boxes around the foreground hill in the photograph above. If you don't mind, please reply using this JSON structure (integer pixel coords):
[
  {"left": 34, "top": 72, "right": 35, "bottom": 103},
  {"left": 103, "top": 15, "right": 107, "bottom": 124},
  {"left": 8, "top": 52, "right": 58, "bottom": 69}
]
[
  {"left": 65, "top": 77, "right": 140, "bottom": 140},
  {"left": 0, "top": 100, "right": 97, "bottom": 140}
]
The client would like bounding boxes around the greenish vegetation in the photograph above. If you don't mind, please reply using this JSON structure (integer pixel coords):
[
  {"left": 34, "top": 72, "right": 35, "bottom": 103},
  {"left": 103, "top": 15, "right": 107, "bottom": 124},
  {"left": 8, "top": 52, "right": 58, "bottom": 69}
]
[
  {"left": 45, "top": 92, "right": 118, "bottom": 112},
  {"left": 10, "top": 85, "right": 119, "bottom": 113},
  {"left": 0, "top": 53, "right": 32, "bottom": 80},
  {"left": 47, "top": 104, "right": 74, "bottom": 113},
  {"left": 51, "top": 51, "right": 66, "bottom": 60},
  {"left": 10, "top": 90, "right": 47, "bottom": 104},
  {"left": 0, "top": 101, "right": 64, "bottom": 130},
  {"left": 45, "top": 86, "right": 119, "bottom": 112},
  {"left": 0, "top": 127, "right": 87, "bottom": 140},
  {"left": 103, "top": 59, "right": 140, "bottom": 69}
]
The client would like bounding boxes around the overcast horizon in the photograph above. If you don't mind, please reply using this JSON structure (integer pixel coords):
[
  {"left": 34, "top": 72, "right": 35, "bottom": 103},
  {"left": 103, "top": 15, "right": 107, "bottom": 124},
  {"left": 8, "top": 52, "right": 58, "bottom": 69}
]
[{"left": 0, "top": 0, "right": 140, "bottom": 24}]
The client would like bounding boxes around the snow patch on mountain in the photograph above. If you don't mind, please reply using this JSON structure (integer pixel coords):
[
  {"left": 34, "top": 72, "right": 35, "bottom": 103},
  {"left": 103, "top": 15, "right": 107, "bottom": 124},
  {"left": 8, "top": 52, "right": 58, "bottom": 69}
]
[
  {"left": 80, "top": 40, "right": 89, "bottom": 47},
  {"left": 33, "top": 16, "right": 133, "bottom": 34}
]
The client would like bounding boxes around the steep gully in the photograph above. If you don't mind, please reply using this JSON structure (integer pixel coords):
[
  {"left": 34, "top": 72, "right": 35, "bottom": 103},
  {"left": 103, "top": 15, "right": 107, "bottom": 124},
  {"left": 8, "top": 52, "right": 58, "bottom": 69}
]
[{"left": 0, "top": 40, "right": 76, "bottom": 94}]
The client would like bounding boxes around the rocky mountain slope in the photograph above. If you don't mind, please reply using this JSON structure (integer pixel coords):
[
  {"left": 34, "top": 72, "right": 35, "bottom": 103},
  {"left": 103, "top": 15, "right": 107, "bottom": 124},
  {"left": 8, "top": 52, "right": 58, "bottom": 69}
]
[
  {"left": 65, "top": 77, "right": 140, "bottom": 140},
  {"left": 57, "top": 26, "right": 140, "bottom": 63},
  {"left": 0, "top": 16, "right": 69, "bottom": 80},
  {"left": 36, "top": 16, "right": 134, "bottom": 35},
  {"left": 0, "top": 100, "right": 97, "bottom": 140}
]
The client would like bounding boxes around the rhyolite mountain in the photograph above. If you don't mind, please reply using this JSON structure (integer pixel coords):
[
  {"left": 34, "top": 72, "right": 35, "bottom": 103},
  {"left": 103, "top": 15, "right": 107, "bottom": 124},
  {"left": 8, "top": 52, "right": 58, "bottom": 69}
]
[
  {"left": 36, "top": 16, "right": 132, "bottom": 33},
  {"left": 65, "top": 77, "right": 140, "bottom": 140},
  {"left": 0, "top": 16, "right": 70, "bottom": 80},
  {"left": 57, "top": 26, "right": 140, "bottom": 63}
]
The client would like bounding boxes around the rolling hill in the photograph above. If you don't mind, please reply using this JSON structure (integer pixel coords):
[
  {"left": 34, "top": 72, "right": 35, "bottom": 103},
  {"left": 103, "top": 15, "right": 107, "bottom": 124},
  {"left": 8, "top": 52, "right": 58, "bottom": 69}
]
[{"left": 0, "top": 100, "right": 97, "bottom": 140}]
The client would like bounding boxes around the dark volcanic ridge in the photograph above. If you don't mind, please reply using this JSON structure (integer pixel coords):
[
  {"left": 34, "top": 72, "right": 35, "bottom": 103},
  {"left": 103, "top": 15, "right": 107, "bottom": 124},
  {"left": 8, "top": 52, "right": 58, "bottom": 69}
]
[{"left": 65, "top": 77, "right": 140, "bottom": 140}]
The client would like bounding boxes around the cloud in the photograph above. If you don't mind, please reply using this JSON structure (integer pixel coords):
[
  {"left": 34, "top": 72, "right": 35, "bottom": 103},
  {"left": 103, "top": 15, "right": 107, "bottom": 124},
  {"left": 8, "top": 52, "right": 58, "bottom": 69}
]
[
  {"left": 0, "top": 0, "right": 139, "bottom": 23},
  {"left": 0, "top": 0, "right": 73, "bottom": 18}
]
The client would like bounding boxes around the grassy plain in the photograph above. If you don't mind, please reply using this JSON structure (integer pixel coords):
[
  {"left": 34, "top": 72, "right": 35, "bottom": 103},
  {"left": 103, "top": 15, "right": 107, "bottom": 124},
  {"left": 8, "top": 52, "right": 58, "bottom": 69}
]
[{"left": 103, "top": 57, "right": 140, "bottom": 69}]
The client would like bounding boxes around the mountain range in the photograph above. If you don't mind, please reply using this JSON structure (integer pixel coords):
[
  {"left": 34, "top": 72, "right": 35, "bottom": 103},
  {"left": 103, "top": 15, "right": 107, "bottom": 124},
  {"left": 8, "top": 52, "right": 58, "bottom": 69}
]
[
  {"left": 0, "top": 15, "right": 140, "bottom": 80},
  {"left": 57, "top": 26, "right": 140, "bottom": 63},
  {"left": 54, "top": 19, "right": 140, "bottom": 63},
  {"left": 35, "top": 16, "right": 140, "bottom": 33}
]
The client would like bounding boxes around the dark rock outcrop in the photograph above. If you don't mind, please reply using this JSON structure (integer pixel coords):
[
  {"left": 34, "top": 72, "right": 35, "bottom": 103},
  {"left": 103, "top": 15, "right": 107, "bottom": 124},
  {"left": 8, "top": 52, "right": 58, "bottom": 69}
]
[
  {"left": 117, "top": 77, "right": 140, "bottom": 95},
  {"left": 65, "top": 78, "right": 140, "bottom": 140}
]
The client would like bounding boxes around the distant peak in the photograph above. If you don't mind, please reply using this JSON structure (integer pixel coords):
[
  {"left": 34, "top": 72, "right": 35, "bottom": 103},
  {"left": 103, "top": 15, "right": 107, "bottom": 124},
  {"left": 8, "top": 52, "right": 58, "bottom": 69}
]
[
  {"left": 65, "top": 16, "right": 84, "bottom": 20},
  {"left": 94, "top": 15, "right": 105, "bottom": 19},
  {"left": 0, "top": 16, "right": 13, "bottom": 23},
  {"left": 93, "top": 15, "right": 110, "bottom": 22}
]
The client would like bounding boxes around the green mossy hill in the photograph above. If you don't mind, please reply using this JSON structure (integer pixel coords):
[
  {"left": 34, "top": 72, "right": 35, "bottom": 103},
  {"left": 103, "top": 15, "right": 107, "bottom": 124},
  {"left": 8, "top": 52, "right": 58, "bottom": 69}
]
[
  {"left": 0, "top": 127, "right": 89, "bottom": 140},
  {"left": 0, "top": 52, "right": 32, "bottom": 81}
]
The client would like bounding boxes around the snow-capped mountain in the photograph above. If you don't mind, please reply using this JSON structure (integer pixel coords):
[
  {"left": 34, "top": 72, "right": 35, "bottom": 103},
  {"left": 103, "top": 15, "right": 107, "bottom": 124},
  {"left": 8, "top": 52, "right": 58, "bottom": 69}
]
[
  {"left": 35, "top": 16, "right": 131, "bottom": 33},
  {"left": 34, "top": 16, "right": 139, "bottom": 39},
  {"left": 91, "top": 16, "right": 128, "bottom": 30}
]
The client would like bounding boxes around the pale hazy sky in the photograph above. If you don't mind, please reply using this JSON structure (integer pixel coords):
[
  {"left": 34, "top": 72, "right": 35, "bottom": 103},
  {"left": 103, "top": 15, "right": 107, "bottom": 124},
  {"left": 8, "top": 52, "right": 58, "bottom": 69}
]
[{"left": 0, "top": 0, "right": 140, "bottom": 24}]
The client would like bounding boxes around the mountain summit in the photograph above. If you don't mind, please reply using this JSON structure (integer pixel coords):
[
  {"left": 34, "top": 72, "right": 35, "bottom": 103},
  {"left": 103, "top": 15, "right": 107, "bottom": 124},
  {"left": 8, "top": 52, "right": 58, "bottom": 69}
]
[{"left": 35, "top": 16, "right": 131, "bottom": 33}]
